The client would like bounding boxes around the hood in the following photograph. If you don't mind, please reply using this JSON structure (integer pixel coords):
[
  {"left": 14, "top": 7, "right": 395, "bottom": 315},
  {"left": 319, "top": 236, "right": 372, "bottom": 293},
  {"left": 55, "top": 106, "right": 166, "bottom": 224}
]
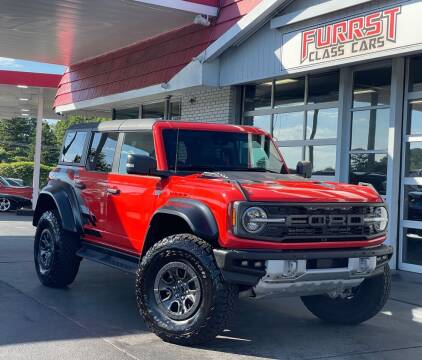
[{"left": 209, "top": 171, "right": 381, "bottom": 203}]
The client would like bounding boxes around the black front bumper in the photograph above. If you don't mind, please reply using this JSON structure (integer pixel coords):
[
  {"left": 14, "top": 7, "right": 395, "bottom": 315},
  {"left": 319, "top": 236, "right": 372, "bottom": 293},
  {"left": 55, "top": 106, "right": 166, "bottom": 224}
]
[{"left": 213, "top": 244, "right": 393, "bottom": 286}]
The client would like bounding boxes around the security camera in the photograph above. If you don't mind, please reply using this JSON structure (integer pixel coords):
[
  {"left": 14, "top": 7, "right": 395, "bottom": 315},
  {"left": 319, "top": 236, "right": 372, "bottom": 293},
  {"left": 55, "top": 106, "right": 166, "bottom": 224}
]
[{"left": 194, "top": 15, "right": 210, "bottom": 27}]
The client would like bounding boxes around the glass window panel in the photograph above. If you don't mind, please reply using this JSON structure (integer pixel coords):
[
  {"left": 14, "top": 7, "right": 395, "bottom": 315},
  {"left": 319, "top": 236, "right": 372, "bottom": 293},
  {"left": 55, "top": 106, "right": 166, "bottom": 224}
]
[
  {"left": 273, "top": 112, "right": 304, "bottom": 141},
  {"left": 61, "top": 131, "right": 87, "bottom": 164},
  {"left": 403, "top": 227, "right": 422, "bottom": 266},
  {"left": 353, "top": 67, "right": 391, "bottom": 108},
  {"left": 306, "top": 145, "right": 336, "bottom": 176},
  {"left": 274, "top": 77, "right": 305, "bottom": 108},
  {"left": 349, "top": 153, "right": 388, "bottom": 195},
  {"left": 409, "top": 55, "right": 422, "bottom": 92},
  {"left": 279, "top": 147, "right": 303, "bottom": 173},
  {"left": 118, "top": 132, "right": 155, "bottom": 174},
  {"left": 351, "top": 109, "right": 389, "bottom": 151},
  {"left": 243, "top": 115, "right": 272, "bottom": 134},
  {"left": 169, "top": 101, "right": 181, "bottom": 120},
  {"left": 404, "top": 185, "right": 422, "bottom": 221},
  {"left": 114, "top": 107, "right": 139, "bottom": 119},
  {"left": 142, "top": 102, "right": 165, "bottom": 119},
  {"left": 244, "top": 83, "right": 272, "bottom": 111},
  {"left": 308, "top": 72, "right": 339, "bottom": 103},
  {"left": 406, "top": 142, "right": 422, "bottom": 177},
  {"left": 409, "top": 100, "right": 422, "bottom": 135},
  {"left": 306, "top": 108, "right": 338, "bottom": 140},
  {"left": 87, "top": 132, "right": 119, "bottom": 172}
]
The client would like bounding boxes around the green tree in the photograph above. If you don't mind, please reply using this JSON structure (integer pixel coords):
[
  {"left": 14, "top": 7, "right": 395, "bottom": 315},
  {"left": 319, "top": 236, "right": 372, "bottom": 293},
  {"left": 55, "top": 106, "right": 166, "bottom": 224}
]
[{"left": 0, "top": 117, "right": 35, "bottom": 162}]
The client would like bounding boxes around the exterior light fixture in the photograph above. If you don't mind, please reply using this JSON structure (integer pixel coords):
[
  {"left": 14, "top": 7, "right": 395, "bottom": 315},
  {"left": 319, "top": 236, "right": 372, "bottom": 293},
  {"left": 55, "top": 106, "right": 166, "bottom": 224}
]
[
  {"left": 17, "top": 85, "right": 28, "bottom": 89},
  {"left": 193, "top": 15, "right": 210, "bottom": 27},
  {"left": 21, "top": 109, "right": 29, "bottom": 112},
  {"left": 19, "top": 98, "right": 29, "bottom": 101}
]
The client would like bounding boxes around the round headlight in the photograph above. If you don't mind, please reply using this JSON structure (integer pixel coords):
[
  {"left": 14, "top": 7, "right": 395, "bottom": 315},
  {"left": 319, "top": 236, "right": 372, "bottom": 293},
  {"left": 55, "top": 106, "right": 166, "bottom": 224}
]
[
  {"left": 242, "top": 207, "right": 267, "bottom": 233},
  {"left": 373, "top": 207, "right": 388, "bottom": 232}
]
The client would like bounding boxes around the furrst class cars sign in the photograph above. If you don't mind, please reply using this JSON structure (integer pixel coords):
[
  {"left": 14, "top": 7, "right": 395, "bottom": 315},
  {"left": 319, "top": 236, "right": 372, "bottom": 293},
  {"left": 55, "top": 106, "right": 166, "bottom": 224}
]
[{"left": 280, "top": 1, "right": 422, "bottom": 70}]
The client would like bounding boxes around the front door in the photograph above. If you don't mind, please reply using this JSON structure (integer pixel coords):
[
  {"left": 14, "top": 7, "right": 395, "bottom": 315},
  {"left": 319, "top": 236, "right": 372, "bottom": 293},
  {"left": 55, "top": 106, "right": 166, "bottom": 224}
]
[
  {"left": 105, "top": 131, "right": 161, "bottom": 253},
  {"left": 77, "top": 131, "right": 119, "bottom": 245},
  {"left": 399, "top": 55, "right": 422, "bottom": 272}
]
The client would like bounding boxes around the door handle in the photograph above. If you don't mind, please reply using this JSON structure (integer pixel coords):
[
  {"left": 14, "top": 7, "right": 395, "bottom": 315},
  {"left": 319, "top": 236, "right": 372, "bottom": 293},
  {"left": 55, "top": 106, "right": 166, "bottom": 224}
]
[
  {"left": 74, "top": 179, "right": 86, "bottom": 189},
  {"left": 107, "top": 187, "right": 120, "bottom": 195}
]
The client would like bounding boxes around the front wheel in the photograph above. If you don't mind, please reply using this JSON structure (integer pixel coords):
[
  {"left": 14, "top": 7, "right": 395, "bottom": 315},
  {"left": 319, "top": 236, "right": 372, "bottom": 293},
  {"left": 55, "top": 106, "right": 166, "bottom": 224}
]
[
  {"left": 136, "top": 234, "right": 238, "bottom": 345},
  {"left": 301, "top": 264, "right": 391, "bottom": 325},
  {"left": 0, "top": 197, "right": 14, "bottom": 212}
]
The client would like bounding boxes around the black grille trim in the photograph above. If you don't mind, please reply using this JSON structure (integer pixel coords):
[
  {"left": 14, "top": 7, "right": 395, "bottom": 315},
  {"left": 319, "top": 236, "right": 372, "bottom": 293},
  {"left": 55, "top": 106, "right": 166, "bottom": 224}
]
[{"left": 234, "top": 202, "right": 387, "bottom": 243}]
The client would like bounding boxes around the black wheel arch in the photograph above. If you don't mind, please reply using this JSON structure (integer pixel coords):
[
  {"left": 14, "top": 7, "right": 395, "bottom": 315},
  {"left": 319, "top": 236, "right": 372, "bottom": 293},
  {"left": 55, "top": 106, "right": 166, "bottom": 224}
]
[
  {"left": 142, "top": 198, "right": 219, "bottom": 255},
  {"left": 33, "top": 180, "right": 83, "bottom": 234}
]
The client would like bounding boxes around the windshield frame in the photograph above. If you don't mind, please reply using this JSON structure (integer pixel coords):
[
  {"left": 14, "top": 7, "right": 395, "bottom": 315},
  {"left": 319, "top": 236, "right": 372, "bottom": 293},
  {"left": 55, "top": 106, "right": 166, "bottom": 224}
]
[{"left": 158, "top": 127, "right": 288, "bottom": 174}]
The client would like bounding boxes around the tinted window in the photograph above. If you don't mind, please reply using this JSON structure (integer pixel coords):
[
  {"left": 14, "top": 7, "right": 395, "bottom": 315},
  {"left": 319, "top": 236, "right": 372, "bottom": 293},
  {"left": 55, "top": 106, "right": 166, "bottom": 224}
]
[
  {"left": 142, "top": 102, "right": 165, "bottom": 119},
  {"left": 306, "top": 108, "right": 338, "bottom": 139},
  {"left": 308, "top": 72, "right": 339, "bottom": 103},
  {"left": 351, "top": 109, "right": 389, "bottom": 151},
  {"left": 349, "top": 153, "right": 388, "bottom": 195},
  {"left": 409, "top": 101, "right": 422, "bottom": 135},
  {"left": 353, "top": 67, "right": 391, "bottom": 108},
  {"left": 274, "top": 77, "right": 305, "bottom": 108},
  {"left": 163, "top": 129, "right": 285, "bottom": 173},
  {"left": 273, "top": 112, "right": 304, "bottom": 141},
  {"left": 114, "top": 107, "right": 139, "bottom": 120},
  {"left": 118, "top": 132, "right": 155, "bottom": 174},
  {"left": 87, "top": 132, "right": 119, "bottom": 172},
  {"left": 244, "top": 83, "right": 272, "bottom": 111},
  {"left": 169, "top": 101, "right": 182, "bottom": 120},
  {"left": 61, "top": 131, "right": 87, "bottom": 164},
  {"left": 409, "top": 55, "right": 422, "bottom": 92},
  {"left": 306, "top": 145, "right": 336, "bottom": 176},
  {"left": 406, "top": 142, "right": 422, "bottom": 177}
]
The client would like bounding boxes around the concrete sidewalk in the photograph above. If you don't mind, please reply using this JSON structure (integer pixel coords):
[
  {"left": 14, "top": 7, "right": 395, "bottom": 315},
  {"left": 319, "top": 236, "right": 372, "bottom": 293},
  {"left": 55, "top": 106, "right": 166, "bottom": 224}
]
[{"left": 0, "top": 213, "right": 422, "bottom": 360}]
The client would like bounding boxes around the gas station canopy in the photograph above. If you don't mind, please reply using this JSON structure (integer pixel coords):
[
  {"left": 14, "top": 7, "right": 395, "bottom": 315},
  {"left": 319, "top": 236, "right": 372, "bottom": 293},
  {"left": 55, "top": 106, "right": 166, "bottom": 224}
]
[{"left": 0, "top": 0, "right": 219, "bottom": 65}]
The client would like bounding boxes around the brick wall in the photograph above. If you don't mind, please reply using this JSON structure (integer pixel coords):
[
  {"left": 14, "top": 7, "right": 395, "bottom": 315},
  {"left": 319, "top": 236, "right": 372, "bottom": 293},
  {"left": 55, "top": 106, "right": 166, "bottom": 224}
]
[{"left": 180, "top": 86, "right": 237, "bottom": 124}]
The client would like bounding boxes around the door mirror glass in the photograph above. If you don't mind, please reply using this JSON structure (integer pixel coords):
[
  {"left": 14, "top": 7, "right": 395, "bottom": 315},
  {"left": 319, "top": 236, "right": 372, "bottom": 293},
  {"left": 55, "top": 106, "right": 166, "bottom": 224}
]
[
  {"left": 126, "top": 154, "right": 157, "bottom": 175},
  {"left": 296, "top": 161, "right": 312, "bottom": 178}
]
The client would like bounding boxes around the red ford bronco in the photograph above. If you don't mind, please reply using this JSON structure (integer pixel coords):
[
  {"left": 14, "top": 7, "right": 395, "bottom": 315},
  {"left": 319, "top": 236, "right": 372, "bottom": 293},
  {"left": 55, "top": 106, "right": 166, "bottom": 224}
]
[{"left": 33, "top": 119, "right": 392, "bottom": 345}]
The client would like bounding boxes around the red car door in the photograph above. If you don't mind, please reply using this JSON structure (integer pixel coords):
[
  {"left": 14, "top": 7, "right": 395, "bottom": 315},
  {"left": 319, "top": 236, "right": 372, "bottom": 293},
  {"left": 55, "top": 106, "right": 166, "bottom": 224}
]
[
  {"left": 105, "top": 131, "right": 160, "bottom": 253},
  {"left": 76, "top": 131, "right": 119, "bottom": 246}
]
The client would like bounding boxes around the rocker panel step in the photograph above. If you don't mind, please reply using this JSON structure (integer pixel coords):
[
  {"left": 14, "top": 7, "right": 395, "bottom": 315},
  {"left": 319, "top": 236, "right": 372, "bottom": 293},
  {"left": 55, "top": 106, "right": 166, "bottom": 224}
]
[{"left": 77, "top": 241, "right": 140, "bottom": 274}]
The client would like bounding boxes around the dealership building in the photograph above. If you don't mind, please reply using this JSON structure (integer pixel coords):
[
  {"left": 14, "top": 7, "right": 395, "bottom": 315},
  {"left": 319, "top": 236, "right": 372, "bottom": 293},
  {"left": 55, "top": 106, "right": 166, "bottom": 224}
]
[{"left": 3, "top": 0, "right": 421, "bottom": 272}]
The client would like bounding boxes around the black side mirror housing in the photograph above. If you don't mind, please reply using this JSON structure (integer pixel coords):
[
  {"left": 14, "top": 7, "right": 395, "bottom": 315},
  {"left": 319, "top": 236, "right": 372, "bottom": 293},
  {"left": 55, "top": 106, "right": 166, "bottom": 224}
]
[
  {"left": 296, "top": 161, "right": 312, "bottom": 178},
  {"left": 126, "top": 154, "right": 157, "bottom": 176}
]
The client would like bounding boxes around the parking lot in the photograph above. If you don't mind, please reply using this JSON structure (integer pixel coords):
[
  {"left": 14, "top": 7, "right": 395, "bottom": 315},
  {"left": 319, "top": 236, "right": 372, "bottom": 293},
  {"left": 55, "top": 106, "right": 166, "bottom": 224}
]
[{"left": 0, "top": 213, "right": 422, "bottom": 360}]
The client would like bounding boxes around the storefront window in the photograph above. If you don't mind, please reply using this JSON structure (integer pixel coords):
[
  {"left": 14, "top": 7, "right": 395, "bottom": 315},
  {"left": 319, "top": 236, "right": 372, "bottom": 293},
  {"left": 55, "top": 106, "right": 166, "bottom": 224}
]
[
  {"left": 409, "top": 100, "right": 422, "bottom": 135},
  {"left": 353, "top": 67, "right": 391, "bottom": 108},
  {"left": 404, "top": 185, "right": 422, "bottom": 221},
  {"left": 244, "top": 83, "right": 272, "bottom": 111},
  {"left": 243, "top": 115, "right": 271, "bottom": 134},
  {"left": 274, "top": 78, "right": 305, "bottom": 108},
  {"left": 308, "top": 72, "right": 339, "bottom": 103},
  {"left": 114, "top": 107, "right": 139, "bottom": 119},
  {"left": 273, "top": 112, "right": 303, "bottom": 141},
  {"left": 409, "top": 55, "right": 422, "bottom": 92},
  {"left": 142, "top": 102, "right": 165, "bottom": 119},
  {"left": 242, "top": 71, "right": 339, "bottom": 178},
  {"left": 351, "top": 109, "right": 389, "bottom": 151},
  {"left": 349, "top": 153, "right": 388, "bottom": 195},
  {"left": 406, "top": 142, "right": 422, "bottom": 177},
  {"left": 306, "top": 108, "right": 338, "bottom": 140},
  {"left": 403, "top": 228, "right": 422, "bottom": 266},
  {"left": 169, "top": 101, "right": 181, "bottom": 120}
]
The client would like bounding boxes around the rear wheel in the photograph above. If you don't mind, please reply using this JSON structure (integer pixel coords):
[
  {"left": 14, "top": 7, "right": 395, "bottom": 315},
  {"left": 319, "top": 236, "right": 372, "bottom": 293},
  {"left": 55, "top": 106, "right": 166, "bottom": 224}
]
[
  {"left": 136, "top": 234, "right": 238, "bottom": 345},
  {"left": 34, "top": 210, "right": 81, "bottom": 288},
  {"left": 301, "top": 264, "right": 391, "bottom": 324},
  {"left": 0, "top": 198, "right": 14, "bottom": 212}
]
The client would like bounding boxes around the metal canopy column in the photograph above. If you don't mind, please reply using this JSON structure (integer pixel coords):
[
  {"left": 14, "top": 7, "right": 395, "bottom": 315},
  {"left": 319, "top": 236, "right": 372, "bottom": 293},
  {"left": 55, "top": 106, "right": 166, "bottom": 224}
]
[{"left": 32, "top": 88, "right": 43, "bottom": 209}]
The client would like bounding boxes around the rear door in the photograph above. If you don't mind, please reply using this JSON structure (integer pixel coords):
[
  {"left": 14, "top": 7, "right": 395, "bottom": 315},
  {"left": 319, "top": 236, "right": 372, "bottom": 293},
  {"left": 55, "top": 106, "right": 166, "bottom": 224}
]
[
  {"left": 105, "top": 131, "right": 161, "bottom": 253},
  {"left": 76, "top": 131, "right": 119, "bottom": 244}
]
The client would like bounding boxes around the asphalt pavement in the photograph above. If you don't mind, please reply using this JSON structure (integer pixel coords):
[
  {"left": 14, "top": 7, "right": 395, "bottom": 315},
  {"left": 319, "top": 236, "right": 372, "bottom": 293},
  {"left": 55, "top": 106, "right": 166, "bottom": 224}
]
[{"left": 1, "top": 212, "right": 422, "bottom": 360}]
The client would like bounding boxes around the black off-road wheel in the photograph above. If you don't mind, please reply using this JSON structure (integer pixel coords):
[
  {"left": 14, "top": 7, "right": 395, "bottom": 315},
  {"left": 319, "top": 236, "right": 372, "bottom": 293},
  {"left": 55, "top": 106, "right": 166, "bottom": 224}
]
[
  {"left": 301, "top": 264, "right": 391, "bottom": 325},
  {"left": 34, "top": 210, "right": 81, "bottom": 288},
  {"left": 136, "top": 234, "right": 238, "bottom": 345}
]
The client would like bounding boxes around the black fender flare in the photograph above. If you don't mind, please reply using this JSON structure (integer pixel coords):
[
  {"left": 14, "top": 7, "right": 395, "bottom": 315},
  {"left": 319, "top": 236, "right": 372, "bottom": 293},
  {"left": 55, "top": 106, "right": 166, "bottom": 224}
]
[
  {"left": 151, "top": 198, "right": 219, "bottom": 242},
  {"left": 33, "top": 180, "right": 83, "bottom": 234}
]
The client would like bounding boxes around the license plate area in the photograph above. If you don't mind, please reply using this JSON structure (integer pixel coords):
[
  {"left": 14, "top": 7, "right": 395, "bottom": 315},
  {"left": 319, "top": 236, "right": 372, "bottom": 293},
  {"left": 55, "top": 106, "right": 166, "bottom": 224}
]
[{"left": 306, "top": 258, "right": 348, "bottom": 270}]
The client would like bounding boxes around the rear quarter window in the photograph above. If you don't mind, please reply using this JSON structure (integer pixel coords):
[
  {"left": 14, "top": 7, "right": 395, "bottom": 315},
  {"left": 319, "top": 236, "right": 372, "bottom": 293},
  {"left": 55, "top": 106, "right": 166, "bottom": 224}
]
[{"left": 61, "top": 131, "right": 87, "bottom": 164}]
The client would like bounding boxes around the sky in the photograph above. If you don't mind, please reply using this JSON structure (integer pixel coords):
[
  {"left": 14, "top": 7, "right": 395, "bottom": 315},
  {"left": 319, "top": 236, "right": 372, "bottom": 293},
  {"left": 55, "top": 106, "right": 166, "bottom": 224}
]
[{"left": 0, "top": 57, "right": 65, "bottom": 74}]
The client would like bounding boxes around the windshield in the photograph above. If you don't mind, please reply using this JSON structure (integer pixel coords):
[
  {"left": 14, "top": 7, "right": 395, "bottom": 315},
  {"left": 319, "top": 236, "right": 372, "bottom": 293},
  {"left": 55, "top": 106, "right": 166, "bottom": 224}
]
[{"left": 163, "top": 129, "right": 286, "bottom": 173}]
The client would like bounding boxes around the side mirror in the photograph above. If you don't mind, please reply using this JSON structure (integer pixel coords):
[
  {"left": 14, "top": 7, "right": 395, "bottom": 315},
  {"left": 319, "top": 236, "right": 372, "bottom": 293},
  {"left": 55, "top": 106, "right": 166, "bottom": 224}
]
[
  {"left": 296, "top": 161, "right": 312, "bottom": 178},
  {"left": 126, "top": 154, "right": 156, "bottom": 175}
]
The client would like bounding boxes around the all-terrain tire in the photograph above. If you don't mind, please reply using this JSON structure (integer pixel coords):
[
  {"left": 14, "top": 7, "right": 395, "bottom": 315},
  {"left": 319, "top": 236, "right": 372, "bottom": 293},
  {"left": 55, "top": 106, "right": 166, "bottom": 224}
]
[
  {"left": 136, "top": 234, "right": 238, "bottom": 345},
  {"left": 301, "top": 264, "right": 391, "bottom": 325},
  {"left": 34, "top": 210, "right": 81, "bottom": 288}
]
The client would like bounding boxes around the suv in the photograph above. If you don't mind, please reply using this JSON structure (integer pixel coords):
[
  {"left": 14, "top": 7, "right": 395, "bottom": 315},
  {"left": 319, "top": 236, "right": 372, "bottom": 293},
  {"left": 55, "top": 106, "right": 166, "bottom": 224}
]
[{"left": 33, "top": 119, "right": 392, "bottom": 345}]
